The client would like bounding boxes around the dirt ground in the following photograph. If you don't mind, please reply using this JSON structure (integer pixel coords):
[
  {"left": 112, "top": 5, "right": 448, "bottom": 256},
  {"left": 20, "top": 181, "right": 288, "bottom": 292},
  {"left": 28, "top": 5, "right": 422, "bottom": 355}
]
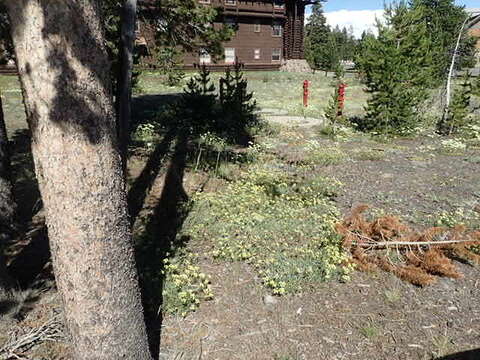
[
  {"left": 154, "top": 127, "right": 480, "bottom": 360},
  {"left": 1, "top": 72, "right": 480, "bottom": 359}
]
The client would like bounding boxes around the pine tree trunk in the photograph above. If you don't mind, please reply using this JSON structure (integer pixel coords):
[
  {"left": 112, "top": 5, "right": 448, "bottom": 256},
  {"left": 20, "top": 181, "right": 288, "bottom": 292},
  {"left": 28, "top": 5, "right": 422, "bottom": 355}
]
[
  {"left": 0, "top": 93, "right": 14, "bottom": 301},
  {"left": 6, "top": 1, "right": 152, "bottom": 359},
  {"left": 116, "top": 0, "right": 137, "bottom": 174}
]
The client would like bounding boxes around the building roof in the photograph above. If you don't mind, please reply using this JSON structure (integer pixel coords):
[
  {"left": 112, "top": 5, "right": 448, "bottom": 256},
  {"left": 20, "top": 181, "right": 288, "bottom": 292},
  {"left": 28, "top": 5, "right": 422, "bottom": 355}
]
[{"left": 467, "top": 9, "right": 480, "bottom": 29}]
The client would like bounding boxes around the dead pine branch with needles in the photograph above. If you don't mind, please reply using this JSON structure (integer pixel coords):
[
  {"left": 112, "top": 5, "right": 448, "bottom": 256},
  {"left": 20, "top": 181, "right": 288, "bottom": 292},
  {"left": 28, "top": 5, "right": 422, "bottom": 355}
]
[{"left": 337, "top": 205, "right": 480, "bottom": 286}]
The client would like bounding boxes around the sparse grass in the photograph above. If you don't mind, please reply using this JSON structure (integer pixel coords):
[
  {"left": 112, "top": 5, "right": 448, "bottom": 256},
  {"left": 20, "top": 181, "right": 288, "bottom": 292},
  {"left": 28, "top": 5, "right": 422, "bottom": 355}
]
[
  {"left": 431, "top": 334, "right": 453, "bottom": 358},
  {"left": 351, "top": 148, "right": 386, "bottom": 161},
  {"left": 0, "top": 75, "right": 26, "bottom": 136},
  {"left": 135, "top": 71, "right": 367, "bottom": 118},
  {"left": 384, "top": 289, "right": 401, "bottom": 303},
  {"left": 359, "top": 322, "right": 380, "bottom": 339},
  {"left": 304, "top": 140, "right": 347, "bottom": 166}
]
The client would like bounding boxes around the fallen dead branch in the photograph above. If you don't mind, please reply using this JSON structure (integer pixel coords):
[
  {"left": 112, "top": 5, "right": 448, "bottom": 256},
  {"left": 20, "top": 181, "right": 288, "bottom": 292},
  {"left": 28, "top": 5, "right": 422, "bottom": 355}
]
[
  {"left": 0, "top": 314, "right": 64, "bottom": 360},
  {"left": 337, "top": 205, "right": 480, "bottom": 286}
]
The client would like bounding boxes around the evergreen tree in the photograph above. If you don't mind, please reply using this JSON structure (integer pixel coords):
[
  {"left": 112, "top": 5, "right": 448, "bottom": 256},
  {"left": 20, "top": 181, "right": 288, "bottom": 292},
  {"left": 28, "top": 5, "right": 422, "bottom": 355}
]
[
  {"left": 305, "top": 3, "right": 331, "bottom": 71},
  {"left": 409, "top": 0, "right": 476, "bottom": 84},
  {"left": 324, "top": 84, "right": 345, "bottom": 133},
  {"left": 439, "top": 71, "right": 473, "bottom": 134},
  {"left": 218, "top": 63, "right": 258, "bottom": 143},
  {"left": 355, "top": 3, "right": 434, "bottom": 134},
  {"left": 305, "top": 5, "right": 358, "bottom": 73}
]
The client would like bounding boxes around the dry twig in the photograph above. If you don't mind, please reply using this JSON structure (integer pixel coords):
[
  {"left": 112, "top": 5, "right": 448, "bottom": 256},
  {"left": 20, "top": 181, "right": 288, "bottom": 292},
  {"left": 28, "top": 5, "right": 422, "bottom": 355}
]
[{"left": 0, "top": 315, "right": 64, "bottom": 360}]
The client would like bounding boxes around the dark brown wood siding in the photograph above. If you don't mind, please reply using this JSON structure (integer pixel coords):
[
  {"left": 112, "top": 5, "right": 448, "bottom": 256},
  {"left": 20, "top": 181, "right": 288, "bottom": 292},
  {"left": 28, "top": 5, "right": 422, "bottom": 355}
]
[
  {"left": 184, "top": 16, "right": 284, "bottom": 67},
  {"left": 137, "top": 0, "right": 307, "bottom": 69}
]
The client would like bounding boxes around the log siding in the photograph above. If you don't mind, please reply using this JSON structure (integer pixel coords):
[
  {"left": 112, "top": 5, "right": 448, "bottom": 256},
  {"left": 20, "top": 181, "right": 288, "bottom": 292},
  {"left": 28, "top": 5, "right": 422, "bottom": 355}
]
[{"left": 137, "top": 0, "right": 312, "bottom": 70}]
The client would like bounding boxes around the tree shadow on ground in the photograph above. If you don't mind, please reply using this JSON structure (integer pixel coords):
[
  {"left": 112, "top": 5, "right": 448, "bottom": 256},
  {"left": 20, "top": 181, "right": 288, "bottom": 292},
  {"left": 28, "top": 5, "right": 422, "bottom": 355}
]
[
  {"left": 130, "top": 88, "right": 258, "bottom": 357},
  {"left": 6, "top": 130, "right": 51, "bottom": 290},
  {"left": 436, "top": 349, "right": 480, "bottom": 360},
  {"left": 129, "top": 93, "right": 192, "bottom": 358},
  {"left": 134, "top": 133, "right": 192, "bottom": 358},
  {"left": 127, "top": 94, "right": 181, "bottom": 223}
]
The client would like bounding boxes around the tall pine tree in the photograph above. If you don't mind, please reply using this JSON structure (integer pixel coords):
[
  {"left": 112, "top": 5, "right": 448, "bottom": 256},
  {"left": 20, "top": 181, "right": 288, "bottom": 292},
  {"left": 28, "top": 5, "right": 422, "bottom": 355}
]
[
  {"left": 409, "top": 0, "right": 476, "bottom": 84},
  {"left": 356, "top": 3, "right": 434, "bottom": 134},
  {"left": 305, "top": 3, "right": 334, "bottom": 71}
]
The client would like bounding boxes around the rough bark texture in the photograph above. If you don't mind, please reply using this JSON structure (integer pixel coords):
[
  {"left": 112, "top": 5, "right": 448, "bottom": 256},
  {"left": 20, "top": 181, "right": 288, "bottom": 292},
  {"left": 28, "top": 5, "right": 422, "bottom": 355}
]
[
  {"left": 116, "top": 0, "right": 137, "bottom": 173},
  {"left": 6, "top": 1, "right": 152, "bottom": 359},
  {"left": 0, "top": 93, "right": 14, "bottom": 301}
]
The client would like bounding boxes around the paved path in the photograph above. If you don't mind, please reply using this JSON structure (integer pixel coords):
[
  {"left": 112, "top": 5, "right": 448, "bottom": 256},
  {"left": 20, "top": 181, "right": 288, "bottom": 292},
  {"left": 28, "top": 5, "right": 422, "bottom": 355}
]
[{"left": 259, "top": 108, "right": 325, "bottom": 127}]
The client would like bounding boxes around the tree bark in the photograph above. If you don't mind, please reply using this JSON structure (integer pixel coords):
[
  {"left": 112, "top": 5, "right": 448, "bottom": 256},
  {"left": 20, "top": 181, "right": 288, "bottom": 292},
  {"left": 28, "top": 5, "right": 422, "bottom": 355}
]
[
  {"left": 0, "top": 93, "right": 14, "bottom": 301},
  {"left": 116, "top": 0, "right": 137, "bottom": 174},
  {"left": 6, "top": 1, "right": 152, "bottom": 359}
]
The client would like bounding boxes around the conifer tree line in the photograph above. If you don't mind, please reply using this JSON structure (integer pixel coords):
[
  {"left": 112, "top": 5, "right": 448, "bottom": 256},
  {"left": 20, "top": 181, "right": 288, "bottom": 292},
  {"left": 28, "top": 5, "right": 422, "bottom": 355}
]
[
  {"left": 304, "top": 3, "right": 358, "bottom": 73},
  {"left": 353, "top": 0, "right": 477, "bottom": 134}
]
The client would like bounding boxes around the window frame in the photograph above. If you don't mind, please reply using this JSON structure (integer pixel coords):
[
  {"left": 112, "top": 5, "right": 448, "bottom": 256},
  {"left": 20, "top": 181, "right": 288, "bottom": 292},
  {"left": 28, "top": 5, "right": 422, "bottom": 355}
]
[
  {"left": 199, "top": 49, "right": 211, "bottom": 65},
  {"left": 272, "top": 48, "right": 281, "bottom": 62},
  {"left": 272, "top": 20, "right": 283, "bottom": 37},
  {"left": 224, "top": 47, "right": 236, "bottom": 64},
  {"left": 253, "top": 20, "right": 261, "bottom": 33}
]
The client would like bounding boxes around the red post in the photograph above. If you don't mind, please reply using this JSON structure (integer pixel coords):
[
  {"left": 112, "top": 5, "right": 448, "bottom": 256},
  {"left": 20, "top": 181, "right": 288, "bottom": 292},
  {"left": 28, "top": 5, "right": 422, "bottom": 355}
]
[
  {"left": 337, "top": 82, "right": 347, "bottom": 116},
  {"left": 303, "top": 80, "right": 309, "bottom": 107}
]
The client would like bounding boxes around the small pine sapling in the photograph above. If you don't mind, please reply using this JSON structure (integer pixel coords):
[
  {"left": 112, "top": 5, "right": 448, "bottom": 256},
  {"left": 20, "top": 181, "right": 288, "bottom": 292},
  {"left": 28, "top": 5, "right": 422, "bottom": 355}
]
[
  {"left": 440, "top": 71, "right": 472, "bottom": 135},
  {"left": 181, "top": 64, "right": 217, "bottom": 136},
  {"left": 323, "top": 83, "right": 345, "bottom": 134},
  {"left": 218, "top": 61, "right": 258, "bottom": 143}
]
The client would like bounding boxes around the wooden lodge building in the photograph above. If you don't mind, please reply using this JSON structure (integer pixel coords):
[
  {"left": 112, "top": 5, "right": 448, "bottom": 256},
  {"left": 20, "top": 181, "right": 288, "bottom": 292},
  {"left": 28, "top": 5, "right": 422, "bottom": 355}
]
[
  {"left": 467, "top": 9, "right": 480, "bottom": 55},
  {"left": 137, "top": 0, "right": 317, "bottom": 70}
]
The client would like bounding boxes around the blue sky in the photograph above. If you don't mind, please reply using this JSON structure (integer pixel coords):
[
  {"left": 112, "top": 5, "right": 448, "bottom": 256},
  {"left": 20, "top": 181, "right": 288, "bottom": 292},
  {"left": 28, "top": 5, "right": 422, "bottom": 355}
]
[
  {"left": 306, "top": 1, "right": 479, "bottom": 38},
  {"left": 322, "top": 0, "right": 477, "bottom": 11}
]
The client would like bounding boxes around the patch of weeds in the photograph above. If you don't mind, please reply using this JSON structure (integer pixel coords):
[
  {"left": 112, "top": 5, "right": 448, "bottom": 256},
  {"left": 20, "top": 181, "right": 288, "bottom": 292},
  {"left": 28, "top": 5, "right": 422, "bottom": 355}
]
[
  {"left": 438, "top": 138, "right": 467, "bottom": 155},
  {"left": 304, "top": 140, "right": 347, "bottom": 166},
  {"left": 192, "top": 132, "right": 228, "bottom": 173},
  {"left": 351, "top": 148, "right": 386, "bottom": 161},
  {"left": 161, "top": 253, "right": 213, "bottom": 317},
  {"left": 132, "top": 123, "right": 160, "bottom": 150},
  {"left": 215, "top": 162, "right": 240, "bottom": 181},
  {"left": 384, "top": 289, "right": 401, "bottom": 303},
  {"left": 431, "top": 335, "right": 453, "bottom": 358},
  {"left": 182, "top": 165, "right": 352, "bottom": 295},
  {"left": 359, "top": 322, "right": 380, "bottom": 339},
  {"left": 434, "top": 207, "right": 480, "bottom": 228},
  {"left": 464, "top": 155, "right": 480, "bottom": 164}
]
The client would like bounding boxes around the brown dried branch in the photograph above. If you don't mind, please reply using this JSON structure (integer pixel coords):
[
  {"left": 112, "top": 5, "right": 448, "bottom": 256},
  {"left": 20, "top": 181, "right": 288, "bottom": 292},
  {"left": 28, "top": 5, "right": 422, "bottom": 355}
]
[
  {"left": 0, "top": 315, "right": 64, "bottom": 360},
  {"left": 338, "top": 204, "right": 480, "bottom": 286}
]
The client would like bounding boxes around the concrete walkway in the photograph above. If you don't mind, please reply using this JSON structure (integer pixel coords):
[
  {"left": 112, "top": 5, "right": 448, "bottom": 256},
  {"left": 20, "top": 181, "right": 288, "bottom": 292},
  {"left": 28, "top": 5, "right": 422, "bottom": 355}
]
[{"left": 258, "top": 108, "right": 325, "bottom": 127}]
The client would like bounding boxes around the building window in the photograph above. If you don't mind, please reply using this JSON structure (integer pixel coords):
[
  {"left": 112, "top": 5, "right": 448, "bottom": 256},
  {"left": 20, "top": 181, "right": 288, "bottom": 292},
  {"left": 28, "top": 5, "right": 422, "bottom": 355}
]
[
  {"left": 272, "top": 21, "right": 283, "bottom": 37},
  {"left": 254, "top": 49, "right": 261, "bottom": 60},
  {"left": 254, "top": 20, "right": 261, "bottom": 33},
  {"left": 199, "top": 0, "right": 211, "bottom": 3},
  {"left": 225, "top": 0, "right": 236, "bottom": 5},
  {"left": 272, "top": 48, "right": 281, "bottom": 61},
  {"left": 273, "top": 0, "right": 284, "bottom": 8},
  {"left": 225, "top": 16, "right": 236, "bottom": 28},
  {"left": 225, "top": 48, "right": 236, "bottom": 64},
  {"left": 199, "top": 49, "right": 211, "bottom": 64}
]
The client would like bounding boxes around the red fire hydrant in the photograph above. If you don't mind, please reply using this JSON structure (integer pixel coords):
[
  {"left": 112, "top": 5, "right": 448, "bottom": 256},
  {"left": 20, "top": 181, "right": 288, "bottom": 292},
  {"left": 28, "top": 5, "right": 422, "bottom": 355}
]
[
  {"left": 303, "top": 80, "right": 309, "bottom": 107},
  {"left": 337, "top": 82, "right": 347, "bottom": 116}
]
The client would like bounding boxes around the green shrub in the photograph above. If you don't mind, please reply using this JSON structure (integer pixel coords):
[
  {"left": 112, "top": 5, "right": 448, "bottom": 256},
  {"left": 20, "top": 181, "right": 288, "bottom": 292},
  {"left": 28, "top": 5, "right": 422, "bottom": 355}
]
[
  {"left": 182, "top": 165, "right": 352, "bottom": 295},
  {"left": 161, "top": 253, "right": 213, "bottom": 316}
]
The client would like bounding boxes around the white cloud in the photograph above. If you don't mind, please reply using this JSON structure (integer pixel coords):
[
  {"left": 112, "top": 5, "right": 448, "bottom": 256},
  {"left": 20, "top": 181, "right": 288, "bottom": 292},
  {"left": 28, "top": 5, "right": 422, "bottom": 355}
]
[{"left": 307, "top": 9, "right": 385, "bottom": 39}]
